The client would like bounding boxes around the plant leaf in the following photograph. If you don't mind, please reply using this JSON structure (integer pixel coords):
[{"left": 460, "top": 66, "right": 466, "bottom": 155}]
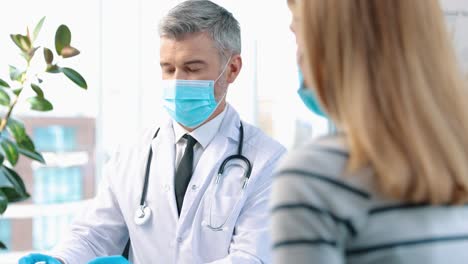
[
  {"left": 1, "top": 187, "right": 30, "bottom": 203},
  {"left": 44, "top": 47, "right": 54, "bottom": 64},
  {"left": 9, "top": 65, "right": 25, "bottom": 82},
  {"left": 21, "top": 35, "right": 31, "bottom": 50},
  {"left": 0, "top": 79, "right": 10, "bottom": 88},
  {"left": 61, "top": 67, "right": 87, "bottom": 89},
  {"left": 10, "top": 34, "right": 22, "bottom": 50},
  {"left": 1, "top": 139, "right": 19, "bottom": 166},
  {"left": 46, "top": 64, "right": 60, "bottom": 74},
  {"left": 0, "top": 166, "right": 30, "bottom": 202},
  {"left": 16, "top": 134, "right": 35, "bottom": 152},
  {"left": 12, "top": 88, "right": 22, "bottom": 96},
  {"left": 18, "top": 147, "right": 45, "bottom": 164},
  {"left": 0, "top": 153, "right": 4, "bottom": 165},
  {"left": 0, "top": 166, "right": 27, "bottom": 192},
  {"left": 7, "top": 118, "right": 26, "bottom": 142},
  {"left": 10, "top": 34, "right": 31, "bottom": 52},
  {"left": 26, "top": 27, "right": 31, "bottom": 41},
  {"left": 0, "top": 169, "right": 13, "bottom": 189},
  {"left": 31, "top": 84, "right": 44, "bottom": 98},
  {"left": 20, "top": 47, "right": 39, "bottom": 63},
  {"left": 0, "top": 189, "right": 7, "bottom": 214},
  {"left": 33, "top": 16, "right": 46, "bottom": 41},
  {"left": 0, "top": 88, "right": 11, "bottom": 106},
  {"left": 8, "top": 120, "right": 43, "bottom": 164},
  {"left": 61, "top": 46, "right": 80, "bottom": 58},
  {"left": 55, "top": 24, "right": 71, "bottom": 55},
  {"left": 26, "top": 46, "right": 40, "bottom": 61},
  {"left": 27, "top": 96, "right": 53, "bottom": 111},
  {"left": 18, "top": 133, "right": 35, "bottom": 151}
]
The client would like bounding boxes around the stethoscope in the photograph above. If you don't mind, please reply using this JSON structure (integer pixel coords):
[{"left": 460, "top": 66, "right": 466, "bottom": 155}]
[{"left": 133, "top": 122, "right": 252, "bottom": 230}]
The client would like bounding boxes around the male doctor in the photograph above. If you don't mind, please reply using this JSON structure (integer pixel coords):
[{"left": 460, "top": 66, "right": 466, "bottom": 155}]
[{"left": 19, "top": 0, "right": 285, "bottom": 263}]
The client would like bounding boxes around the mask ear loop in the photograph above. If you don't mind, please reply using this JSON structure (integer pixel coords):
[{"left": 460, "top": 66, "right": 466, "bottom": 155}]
[
  {"left": 214, "top": 57, "right": 232, "bottom": 83},
  {"left": 213, "top": 56, "right": 232, "bottom": 103}
]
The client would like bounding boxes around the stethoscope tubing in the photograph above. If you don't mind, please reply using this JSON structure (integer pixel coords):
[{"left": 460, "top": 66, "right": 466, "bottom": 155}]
[
  {"left": 123, "top": 122, "right": 251, "bottom": 259},
  {"left": 140, "top": 122, "right": 250, "bottom": 207}
]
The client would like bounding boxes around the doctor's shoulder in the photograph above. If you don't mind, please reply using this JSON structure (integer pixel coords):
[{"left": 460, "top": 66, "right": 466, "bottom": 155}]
[
  {"left": 241, "top": 122, "right": 287, "bottom": 169},
  {"left": 103, "top": 124, "right": 159, "bottom": 170}
]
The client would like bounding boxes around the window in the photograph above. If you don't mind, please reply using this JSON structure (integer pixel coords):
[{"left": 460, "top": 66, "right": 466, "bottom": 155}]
[
  {"left": 34, "top": 167, "right": 83, "bottom": 204},
  {"left": 29, "top": 122, "right": 91, "bottom": 251},
  {"left": 0, "top": 219, "right": 11, "bottom": 252},
  {"left": 33, "top": 215, "right": 74, "bottom": 251}
]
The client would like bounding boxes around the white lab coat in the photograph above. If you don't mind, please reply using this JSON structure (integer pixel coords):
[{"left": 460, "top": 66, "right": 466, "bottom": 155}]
[{"left": 51, "top": 105, "right": 286, "bottom": 264}]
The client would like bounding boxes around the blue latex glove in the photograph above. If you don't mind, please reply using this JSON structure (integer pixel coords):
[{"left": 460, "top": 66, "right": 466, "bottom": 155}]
[
  {"left": 88, "top": 256, "right": 130, "bottom": 264},
  {"left": 18, "top": 253, "right": 62, "bottom": 264}
]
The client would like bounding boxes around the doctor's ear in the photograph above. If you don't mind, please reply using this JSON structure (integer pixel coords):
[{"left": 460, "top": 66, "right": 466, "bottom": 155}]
[{"left": 226, "top": 55, "right": 242, "bottom": 84}]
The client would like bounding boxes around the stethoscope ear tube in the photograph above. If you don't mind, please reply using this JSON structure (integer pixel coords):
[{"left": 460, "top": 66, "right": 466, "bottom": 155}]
[
  {"left": 216, "top": 123, "right": 252, "bottom": 189},
  {"left": 217, "top": 154, "right": 252, "bottom": 183},
  {"left": 140, "top": 128, "right": 160, "bottom": 206}
]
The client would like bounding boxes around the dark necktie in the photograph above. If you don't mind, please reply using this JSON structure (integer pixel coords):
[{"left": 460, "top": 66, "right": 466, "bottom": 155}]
[{"left": 175, "top": 134, "right": 197, "bottom": 216}]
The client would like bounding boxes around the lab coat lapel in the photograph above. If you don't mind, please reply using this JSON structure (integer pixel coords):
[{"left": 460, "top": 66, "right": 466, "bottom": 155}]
[
  {"left": 178, "top": 105, "right": 240, "bottom": 222},
  {"left": 152, "top": 119, "right": 179, "bottom": 222}
]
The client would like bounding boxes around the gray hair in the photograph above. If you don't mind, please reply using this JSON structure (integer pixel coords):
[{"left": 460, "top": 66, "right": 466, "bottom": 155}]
[{"left": 159, "top": 0, "right": 241, "bottom": 60}]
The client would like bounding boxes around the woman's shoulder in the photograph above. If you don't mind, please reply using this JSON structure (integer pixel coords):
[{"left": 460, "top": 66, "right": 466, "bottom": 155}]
[
  {"left": 271, "top": 134, "right": 374, "bottom": 240},
  {"left": 274, "top": 133, "right": 376, "bottom": 203},
  {"left": 276, "top": 133, "right": 351, "bottom": 182}
]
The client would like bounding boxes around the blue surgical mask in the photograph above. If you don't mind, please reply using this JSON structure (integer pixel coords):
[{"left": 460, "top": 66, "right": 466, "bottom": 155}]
[
  {"left": 297, "top": 69, "right": 326, "bottom": 117},
  {"left": 162, "top": 61, "right": 229, "bottom": 128}
]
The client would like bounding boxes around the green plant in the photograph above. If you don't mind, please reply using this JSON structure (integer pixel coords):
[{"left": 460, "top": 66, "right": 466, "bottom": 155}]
[{"left": 0, "top": 17, "right": 87, "bottom": 249}]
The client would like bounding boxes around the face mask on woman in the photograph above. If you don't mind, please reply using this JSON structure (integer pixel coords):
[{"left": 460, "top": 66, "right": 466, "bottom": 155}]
[{"left": 297, "top": 69, "right": 326, "bottom": 117}]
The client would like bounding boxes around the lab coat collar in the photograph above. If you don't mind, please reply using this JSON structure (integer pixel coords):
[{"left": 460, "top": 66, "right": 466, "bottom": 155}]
[
  {"left": 172, "top": 107, "right": 227, "bottom": 149},
  {"left": 165, "top": 103, "right": 241, "bottom": 144},
  {"left": 218, "top": 103, "right": 241, "bottom": 143}
]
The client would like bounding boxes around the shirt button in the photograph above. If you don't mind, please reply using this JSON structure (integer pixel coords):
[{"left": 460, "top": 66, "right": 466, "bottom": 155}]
[
  {"left": 177, "top": 237, "right": 183, "bottom": 243},
  {"left": 164, "top": 184, "right": 170, "bottom": 192},
  {"left": 191, "top": 184, "right": 198, "bottom": 191}
]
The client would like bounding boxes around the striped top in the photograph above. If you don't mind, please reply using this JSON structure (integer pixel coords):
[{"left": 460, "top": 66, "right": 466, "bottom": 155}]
[{"left": 271, "top": 135, "right": 468, "bottom": 264}]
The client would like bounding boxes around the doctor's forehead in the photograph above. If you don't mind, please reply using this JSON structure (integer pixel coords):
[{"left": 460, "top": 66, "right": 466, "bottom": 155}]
[{"left": 159, "top": 33, "right": 219, "bottom": 65}]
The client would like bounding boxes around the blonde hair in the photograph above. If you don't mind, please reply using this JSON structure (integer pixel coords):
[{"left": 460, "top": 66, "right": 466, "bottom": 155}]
[{"left": 298, "top": 0, "right": 468, "bottom": 204}]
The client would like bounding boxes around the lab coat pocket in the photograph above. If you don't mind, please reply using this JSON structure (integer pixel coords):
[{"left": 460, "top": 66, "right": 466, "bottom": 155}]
[
  {"left": 199, "top": 195, "right": 242, "bottom": 259},
  {"left": 202, "top": 195, "right": 240, "bottom": 231}
]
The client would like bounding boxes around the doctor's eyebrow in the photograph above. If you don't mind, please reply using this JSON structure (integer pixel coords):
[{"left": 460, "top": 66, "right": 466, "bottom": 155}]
[
  {"left": 160, "top": 62, "right": 173, "bottom": 68},
  {"left": 159, "top": 60, "right": 206, "bottom": 68},
  {"left": 183, "top": 60, "right": 207, "bottom": 66}
]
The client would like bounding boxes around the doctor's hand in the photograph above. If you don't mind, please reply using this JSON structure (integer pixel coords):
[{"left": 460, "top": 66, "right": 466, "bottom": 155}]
[
  {"left": 88, "top": 256, "right": 130, "bottom": 264},
  {"left": 18, "top": 253, "right": 63, "bottom": 264}
]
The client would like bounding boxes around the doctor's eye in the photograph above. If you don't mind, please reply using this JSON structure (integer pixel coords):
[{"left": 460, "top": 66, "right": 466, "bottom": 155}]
[
  {"left": 186, "top": 67, "right": 201, "bottom": 73},
  {"left": 163, "top": 68, "right": 176, "bottom": 74}
]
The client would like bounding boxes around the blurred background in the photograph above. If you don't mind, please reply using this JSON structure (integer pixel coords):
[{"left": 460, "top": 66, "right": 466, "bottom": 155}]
[{"left": 0, "top": 0, "right": 467, "bottom": 262}]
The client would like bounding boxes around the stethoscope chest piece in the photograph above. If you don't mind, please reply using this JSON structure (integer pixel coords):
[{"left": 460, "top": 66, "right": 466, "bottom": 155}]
[{"left": 134, "top": 204, "right": 152, "bottom": 225}]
